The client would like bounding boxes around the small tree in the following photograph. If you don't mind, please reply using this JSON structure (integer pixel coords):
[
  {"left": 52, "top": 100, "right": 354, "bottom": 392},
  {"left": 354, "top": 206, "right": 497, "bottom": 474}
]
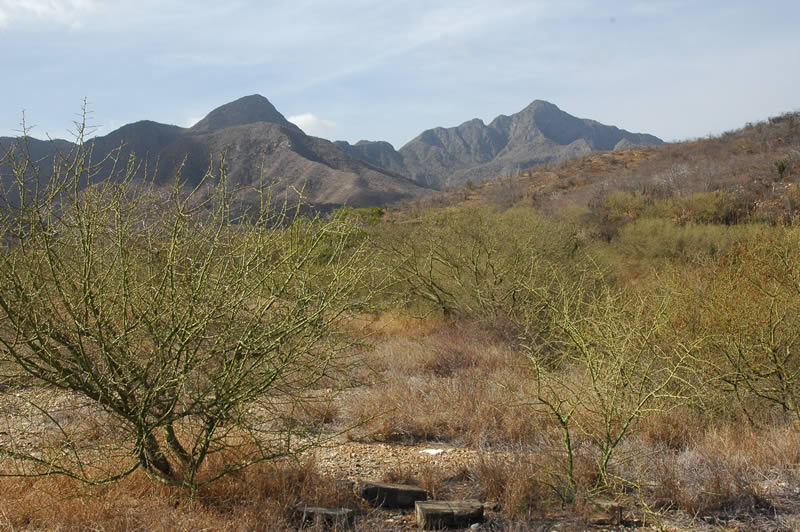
[
  {"left": 694, "top": 231, "right": 800, "bottom": 424},
  {"left": 519, "top": 265, "right": 694, "bottom": 497},
  {"left": 0, "top": 119, "right": 371, "bottom": 488}
]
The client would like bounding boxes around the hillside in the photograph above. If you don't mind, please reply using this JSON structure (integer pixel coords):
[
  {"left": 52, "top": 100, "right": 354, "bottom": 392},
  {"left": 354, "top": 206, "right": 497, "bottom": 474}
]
[{"left": 407, "top": 110, "right": 800, "bottom": 230}]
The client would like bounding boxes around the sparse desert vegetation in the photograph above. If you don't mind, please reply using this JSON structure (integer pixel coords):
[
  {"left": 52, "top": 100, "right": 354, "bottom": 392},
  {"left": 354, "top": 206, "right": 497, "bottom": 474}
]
[{"left": 3, "top": 112, "right": 800, "bottom": 530}]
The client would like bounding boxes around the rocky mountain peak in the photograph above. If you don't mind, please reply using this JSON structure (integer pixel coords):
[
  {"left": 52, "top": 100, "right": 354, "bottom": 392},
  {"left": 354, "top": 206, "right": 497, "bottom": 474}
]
[
  {"left": 518, "top": 99, "right": 558, "bottom": 113},
  {"left": 392, "top": 99, "right": 663, "bottom": 189},
  {"left": 189, "top": 94, "right": 301, "bottom": 133}
]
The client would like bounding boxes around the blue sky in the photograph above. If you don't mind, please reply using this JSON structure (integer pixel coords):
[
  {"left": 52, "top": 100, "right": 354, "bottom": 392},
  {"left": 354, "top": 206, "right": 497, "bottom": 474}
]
[{"left": 1, "top": 0, "right": 798, "bottom": 148}]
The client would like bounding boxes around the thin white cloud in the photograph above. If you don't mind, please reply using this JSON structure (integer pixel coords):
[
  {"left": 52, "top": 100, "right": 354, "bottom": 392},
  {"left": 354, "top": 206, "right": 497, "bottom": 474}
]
[
  {"left": 287, "top": 113, "right": 338, "bottom": 138},
  {"left": 183, "top": 116, "right": 202, "bottom": 128},
  {"left": 0, "top": 0, "right": 97, "bottom": 29},
  {"left": 271, "top": 2, "right": 541, "bottom": 96}
]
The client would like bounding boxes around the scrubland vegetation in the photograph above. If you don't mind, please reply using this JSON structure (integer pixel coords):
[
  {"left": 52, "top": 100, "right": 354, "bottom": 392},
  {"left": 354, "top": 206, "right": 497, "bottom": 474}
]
[{"left": 2, "top": 112, "right": 800, "bottom": 529}]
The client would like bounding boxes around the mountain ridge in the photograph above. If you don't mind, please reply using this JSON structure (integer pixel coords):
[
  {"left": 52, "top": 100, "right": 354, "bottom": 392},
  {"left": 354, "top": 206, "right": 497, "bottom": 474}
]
[
  {"left": 1, "top": 95, "right": 663, "bottom": 206},
  {"left": 333, "top": 99, "right": 661, "bottom": 189},
  {"left": 0, "top": 95, "right": 426, "bottom": 209}
]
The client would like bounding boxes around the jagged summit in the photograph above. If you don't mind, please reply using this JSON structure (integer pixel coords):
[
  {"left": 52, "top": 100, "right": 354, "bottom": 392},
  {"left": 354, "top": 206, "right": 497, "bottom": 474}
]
[
  {"left": 189, "top": 94, "right": 301, "bottom": 133},
  {"left": 323, "top": 98, "right": 663, "bottom": 190}
]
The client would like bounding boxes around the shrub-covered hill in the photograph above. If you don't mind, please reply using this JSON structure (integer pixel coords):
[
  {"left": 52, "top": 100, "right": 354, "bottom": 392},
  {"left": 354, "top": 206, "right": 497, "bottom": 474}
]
[{"left": 407, "top": 111, "right": 800, "bottom": 231}]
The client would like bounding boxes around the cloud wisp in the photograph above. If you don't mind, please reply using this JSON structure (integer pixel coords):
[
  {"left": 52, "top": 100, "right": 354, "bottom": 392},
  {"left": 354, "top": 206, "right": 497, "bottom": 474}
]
[
  {"left": 287, "top": 113, "right": 339, "bottom": 138},
  {"left": 0, "top": 0, "right": 97, "bottom": 29}
]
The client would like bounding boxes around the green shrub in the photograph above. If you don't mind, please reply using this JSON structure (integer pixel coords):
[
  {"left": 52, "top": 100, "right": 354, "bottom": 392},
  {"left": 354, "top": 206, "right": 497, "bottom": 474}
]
[
  {"left": 650, "top": 190, "right": 747, "bottom": 225},
  {"left": 615, "top": 218, "right": 766, "bottom": 263},
  {"left": 587, "top": 191, "right": 649, "bottom": 241},
  {"left": 372, "top": 206, "right": 584, "bottom": 320},
  {"left": 677, "top": 229, "right": 800, "bottom": 423}
]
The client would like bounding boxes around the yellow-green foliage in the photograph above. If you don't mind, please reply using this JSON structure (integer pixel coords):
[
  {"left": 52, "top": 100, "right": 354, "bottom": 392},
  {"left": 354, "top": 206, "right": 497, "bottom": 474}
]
[
  {"left": 371, "top": 206, "right": 585, "bottom": 318},
  {"left": 659, "top": 229, "right": 800, "bottom": 422},
  {"left": 588, "top": 189, "right": 752, "bottom": 242},
  {"left": 615, "top": 218, "right": 767, "bottom": 263},
  {"left": 598, "top": 190, "right": 649, "bottom": 221},
  {"left": 299, "top": 206, "right": 384, "bottom": 266},
  {"left": 649, "top": 190, "right": 746, "bottom": 225},
  {"left": 333, "top": 206, "right": 384, "bottom": 226},
  {"left": 0, "top": 136, "right": 373, "bottom": 489},
  {"left": 520, "top": 269, "right": 695, "bottom": 494}
]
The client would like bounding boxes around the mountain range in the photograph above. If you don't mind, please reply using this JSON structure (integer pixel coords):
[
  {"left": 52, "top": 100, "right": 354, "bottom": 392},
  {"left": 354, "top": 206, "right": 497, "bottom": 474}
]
[
  {"left": 338, "top": 99, "right": 662, "bottom": 189},
  {"left": 0, "top": 95, "right": 662, "bottom": 208}
]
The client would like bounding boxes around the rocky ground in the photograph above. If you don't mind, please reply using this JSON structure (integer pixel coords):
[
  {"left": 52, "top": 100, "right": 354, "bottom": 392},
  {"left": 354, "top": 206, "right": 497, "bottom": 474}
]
[{"left": 308, "top": 437, "right": 800, "bottom": 531}]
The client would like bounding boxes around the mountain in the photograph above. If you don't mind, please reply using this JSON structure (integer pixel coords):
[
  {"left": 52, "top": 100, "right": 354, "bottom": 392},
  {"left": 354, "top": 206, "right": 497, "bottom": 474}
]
[
  {"left": 415, "top": 110, "right": 800, "bottom": 228},
  {"left": 338, "top": 100, "right": 663, "bottom": 189},
  {"left": 1, "top": 96, "right": 663, "bottom": 207},
  {"left": 186, "top": 121, "right": 425, "bottom": 207},
  {"left": 189, "top": 94, "right": 303, "bottom": 134},
  {"left": 334, "top": 140, "right": 409, "bottom": 176},
  {"left": 0, "top": 95, "right": 427, "bottom": 209}
]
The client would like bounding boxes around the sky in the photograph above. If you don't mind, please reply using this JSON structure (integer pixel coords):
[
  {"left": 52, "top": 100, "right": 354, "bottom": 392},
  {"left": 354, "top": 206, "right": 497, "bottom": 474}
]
[{"left": 1, "top": 0, "right": 799, "bottom": 149}]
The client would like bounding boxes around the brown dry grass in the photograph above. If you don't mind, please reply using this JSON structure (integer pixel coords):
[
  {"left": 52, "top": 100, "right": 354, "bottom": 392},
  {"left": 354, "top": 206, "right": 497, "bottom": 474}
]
[
  {"left": 639, "top": 424, "right": 800, "bottom": 516},
  {"left": 338, "top": 320, "right": 533, "bottom": 445},
  {"left": 348, "top": 311, "right": 442, "bottom": 341},
  {"left": 381, "top": 463, "right": 448, "bottom": 500},
  {"left": 470, "top": 452, "right": 562, "bottom": 517},
  {"left": 0, "top": 456, "right": 361, "bottom": 531},
  {"left": 331, "top": 310, "right": 800, "bottom": 528}
]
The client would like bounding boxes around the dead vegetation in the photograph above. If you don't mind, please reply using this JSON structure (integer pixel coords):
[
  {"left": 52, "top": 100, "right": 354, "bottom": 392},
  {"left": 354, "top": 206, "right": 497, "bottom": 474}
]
[{"left": 0, "top": 456, "right": 364, "bottom": 531}]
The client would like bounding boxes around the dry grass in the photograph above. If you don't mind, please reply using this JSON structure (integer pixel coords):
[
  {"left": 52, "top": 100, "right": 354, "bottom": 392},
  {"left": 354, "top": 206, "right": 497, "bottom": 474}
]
[
  {"left": 470, "top": 452, "right": 563, "bottom": 517},
  {"left": 0, "top": 456, "right": 361, "bottom": 531},
  {"left": 638, "top": 406, "right": 710, "bottom": 451},
  {"left": 333, "top": 311, "right": 800, "bottom": 524},
  {"left": 639, "top": 425, "right": 800, "bottom": 516},
  {"left": 381, "top": 463, "right": 447, "bottom": 500},
  {"left": 349, "top": 311, "right": 442, "bottom": 341},
  {"left": 338, "top": 320, "right": 533, "bottom": 445}
]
